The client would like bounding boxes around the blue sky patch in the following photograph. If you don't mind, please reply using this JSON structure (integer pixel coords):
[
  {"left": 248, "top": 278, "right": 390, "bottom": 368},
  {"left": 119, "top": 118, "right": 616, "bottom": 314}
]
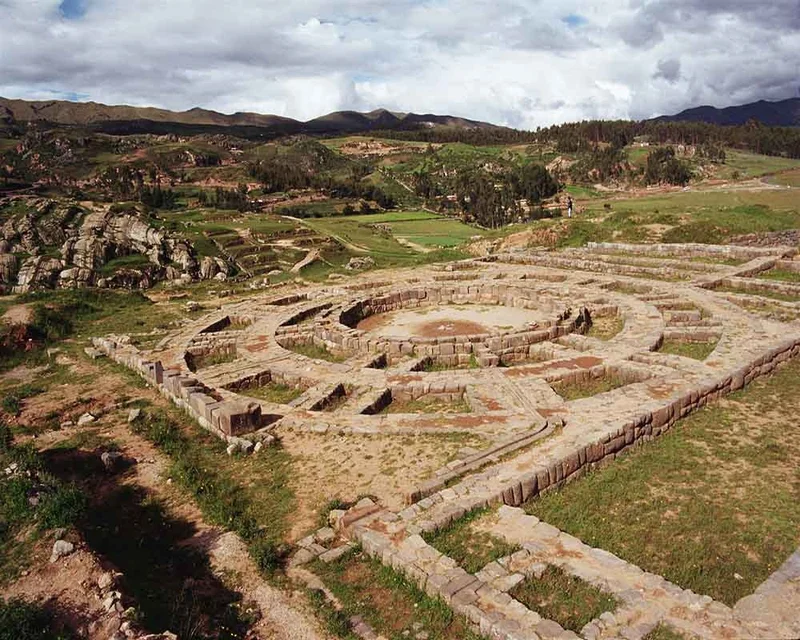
[
  {"left": 562, "top": 14, "right": 588, "bottom": 28},
  {"left": 59, "top": 0, "right": 86, "bottom": 20}
]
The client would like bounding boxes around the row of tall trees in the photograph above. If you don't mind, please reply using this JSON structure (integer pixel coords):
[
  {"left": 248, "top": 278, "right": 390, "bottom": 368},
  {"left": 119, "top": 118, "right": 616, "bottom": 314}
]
[{"left": 373, "top": 119, "right": 800, "bottom": 159}]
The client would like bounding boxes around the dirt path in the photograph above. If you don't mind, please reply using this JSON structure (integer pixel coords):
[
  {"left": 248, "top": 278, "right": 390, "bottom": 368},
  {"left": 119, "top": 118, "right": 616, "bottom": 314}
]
[
  {"left": 1, "top": 303, "right": 33, "bottom": 325},
  {"left": 5, "top": 359, "right": 332, "bottom": 640}
]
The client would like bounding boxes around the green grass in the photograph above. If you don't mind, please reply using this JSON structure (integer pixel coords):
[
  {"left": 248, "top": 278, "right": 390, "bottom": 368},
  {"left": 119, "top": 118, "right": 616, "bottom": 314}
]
[
  {"left": 586, "top": 315, "right": 624, "bottom": 340},
  {"left": 241, "top": 382, "right": 304, "bottom": 404},
  {"left": 0, "top": 598, "right": 74, "bottom": 640},
  {"left": 0, "top": 429, "right": 88, "bottom": 587},
  {"left": 188, "top": 350, "right": 237, "bottom": 371},
  {"left": 715, "top": 285, "right": 800, "bottom": 303},
  {"left": 766, "top": 168, "right": 800, "bottom": 187},
  {"left": 526, "top": 357, "right": 800, "bottom": 605},
  {"left": 286, "top": 342, "right": 347, "bottom": 363},
  {"left": 382, "top": 395, "right": 471, "bottom": 415},
  {"left": 130, "top": 407, "right": 294, "bottom": 573},
  {"left": 18, "top": 289, "right": 178, "bottom": 342},
  {"left": 422, "top": 508, "right": 521, "bottom": 573},
  {"left": 508, "top": 565, "right": 618, "bottom": 633},
  {"left": 573, "top": 190, "right": 800, "bottom": 246},
  {"left": 565, "top": 185, "right": 604, "bottom": 199},
  {"left": 551, "top": 375, "right": 626, "bottom": 401},
  {"left": 1, "top": 383, "right": 45, "bottom": 417},
  {"left": 758, "top": 268, "right": 800, "bottom": 283},
  {"left": 420, "top": 354, "right": 480, "bottom": 371},
  {"left": 98, "top": 253, "right": 152, "bottom": 275},
  {"left": 298, "top": 212, "right": 474, "bottom": 267},
  {"left": 643, "top": 623, "right": 687, "bottom": 640},
  {"left": 312, "top": 549, "right": 485, "bottom": 640},
  {"left": 658, "top": 339, "right": 718, "bottom": 360},
  {"left": 717, "top": 150, "right": 800, "bottom": 180}
]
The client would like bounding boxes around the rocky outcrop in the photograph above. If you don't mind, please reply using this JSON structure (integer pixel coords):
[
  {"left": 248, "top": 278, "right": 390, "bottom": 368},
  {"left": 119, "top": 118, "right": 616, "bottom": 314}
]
[
  {"left": 0, "top": 197, "right": 228, "bottom": 293},
  {"left": 198, "top": 256, "right": 231, "bottom": 280},
  {"left": 0, "top": 253, "right": 17, "bottom": 293},
  {"left": 13, "top": 256, "right": 65, "bottom": 293}
]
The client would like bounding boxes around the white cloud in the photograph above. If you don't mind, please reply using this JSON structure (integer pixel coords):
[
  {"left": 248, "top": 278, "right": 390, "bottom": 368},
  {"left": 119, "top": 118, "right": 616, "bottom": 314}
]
[{"left": 0, "top": 0, "right": 797, "bottom": 127}]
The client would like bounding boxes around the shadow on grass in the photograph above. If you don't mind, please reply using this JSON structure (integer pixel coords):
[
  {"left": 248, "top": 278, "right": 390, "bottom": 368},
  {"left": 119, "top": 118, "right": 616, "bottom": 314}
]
[{"left": 43, "top": 447, "right": 253, "bottom": 640}]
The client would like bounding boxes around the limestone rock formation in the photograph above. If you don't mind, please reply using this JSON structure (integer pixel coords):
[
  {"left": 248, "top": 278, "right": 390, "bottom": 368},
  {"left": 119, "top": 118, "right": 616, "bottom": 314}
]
[{"left": 0, "top": 196, "right": 216, "bottom": 292}]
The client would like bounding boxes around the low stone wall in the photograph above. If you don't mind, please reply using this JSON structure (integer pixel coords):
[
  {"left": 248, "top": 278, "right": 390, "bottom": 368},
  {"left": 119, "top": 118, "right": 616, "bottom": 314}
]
[
  {"left": 222, "top": 367, "right": 315, "bottom": 395},
  {"left": 708, "top": 276, "right": 800, "bottom": 298},
  {"left": 93, "top": 336, "right": 265, "bottom": 441},
  {"left": 406, "top": 337, "right": 800, "bottom": 531},
  {"left": 586, "top": 241, "right": 796, "bottom": 260}
]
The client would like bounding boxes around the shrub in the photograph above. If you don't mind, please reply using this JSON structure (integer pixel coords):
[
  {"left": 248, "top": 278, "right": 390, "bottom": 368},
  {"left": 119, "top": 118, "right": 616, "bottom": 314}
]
[
  {"left": 0, "top": 422, "right": 13, "bottom": 453},
  {"left": 0, "top": 598, "right": 70, "bottom": 640},
  {"left": 37, "top": 485, "right": 88, "bottom": 531}
]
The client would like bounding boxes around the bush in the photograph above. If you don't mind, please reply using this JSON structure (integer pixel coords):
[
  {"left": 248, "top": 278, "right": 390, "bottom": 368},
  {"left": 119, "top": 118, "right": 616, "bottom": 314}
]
[
  {"left": 1, "top": 395, "right": 21, "bottom": 416},
  {"left": 0, "top": 422, "right": 12, "bottom": 453},
  {"left": 37, "top": 484, "right": 88, "bottom": 531},
  {"left": 250, "top": 537, "right": 286, "bottom": 574},
  {"left": 0, "top": 598, "right": 70, "bottom": 640},
  {"left": 30, "top": 306, "right": 75, "bottom": 342}
]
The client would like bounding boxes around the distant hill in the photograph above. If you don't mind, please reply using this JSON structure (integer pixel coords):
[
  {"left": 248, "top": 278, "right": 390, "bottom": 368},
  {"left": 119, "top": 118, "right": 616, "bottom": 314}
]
[
  {"left": 0, "top": 97, "right": 501, "bottom": 138},
  {"left": 656, "top": 97, "right": 800, "bottom": 127}
]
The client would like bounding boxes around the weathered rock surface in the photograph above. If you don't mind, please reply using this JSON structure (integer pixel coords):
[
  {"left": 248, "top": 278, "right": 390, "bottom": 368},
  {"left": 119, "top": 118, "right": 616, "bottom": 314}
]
[{"left": 0, "top": 197, "right": 225, "bottom": 292}]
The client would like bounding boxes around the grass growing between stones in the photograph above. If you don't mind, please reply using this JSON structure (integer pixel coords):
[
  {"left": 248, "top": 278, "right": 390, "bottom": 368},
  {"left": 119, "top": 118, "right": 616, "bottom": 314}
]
[
  {"left": 525, "top": 358, "right": 800, "bottom": 605},
  {"left": 287, "top": 342, "right": 347, "bottom": 363},
  {"left": 312, "top": 548, "right": 485, "bottom": 640},
  {"left": 551, "top": 375, "right": 626, "bottom": 401},
  {"left": 509, "top": 565, "right": 618, "bottom": 633},
  {"left": 658, "top": 339, "right": 718, "bottom": 360},
  {"left": 758, "top": 268, "right": 800, "bottom": 284},
  {"left": 586, "top": 315, "right": 624, "bottom": 341},
  {"left": 241, "top": 382, "right": 304, "bottom": 404},
  {"left": 382, "top": 395, "right": 472, "bottom": 415},
  {"left": 715, "top": 285, "right": 800, "bottom": 303},
  {"left": 642, "top": 623, "right": 687, "bottom": 640},
  {"left": 189, "top": 350, "right": 237, "bottom": 371},
  {"left": 422, "top": 508, "right": 521, "bottom": 574}
]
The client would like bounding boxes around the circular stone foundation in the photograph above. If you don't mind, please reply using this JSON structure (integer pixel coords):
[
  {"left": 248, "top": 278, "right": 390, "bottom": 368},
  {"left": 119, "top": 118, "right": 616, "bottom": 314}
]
[{"left": 356, "top": 305, "right": 548, "bottom": 339}]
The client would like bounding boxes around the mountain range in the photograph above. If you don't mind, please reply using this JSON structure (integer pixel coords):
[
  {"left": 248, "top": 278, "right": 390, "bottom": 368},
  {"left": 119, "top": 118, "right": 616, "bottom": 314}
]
[
  {"left": 657, "top": 97, "right": 800, "bottom": 127},
  {"left": 0, "top": 97, "right": 501, "bottom": 138},
  {"left": 2, "top": 96, "right": 799, "bottom": 139}
]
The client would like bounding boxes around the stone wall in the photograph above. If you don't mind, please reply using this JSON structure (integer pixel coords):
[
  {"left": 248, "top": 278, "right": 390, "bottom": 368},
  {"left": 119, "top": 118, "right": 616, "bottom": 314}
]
[{"left": 92, "top": 336, "right": 265, "bottom": 441}]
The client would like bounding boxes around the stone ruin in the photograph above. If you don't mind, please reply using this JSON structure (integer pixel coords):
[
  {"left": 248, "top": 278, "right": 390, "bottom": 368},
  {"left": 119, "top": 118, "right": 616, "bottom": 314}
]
[{"left": 96, "top": 241, "right": 800, "bottom": 639}]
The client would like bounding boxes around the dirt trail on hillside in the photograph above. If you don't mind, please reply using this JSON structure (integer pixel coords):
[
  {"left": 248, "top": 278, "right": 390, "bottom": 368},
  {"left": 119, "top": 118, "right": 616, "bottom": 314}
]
[{"left": 5, "top": 359, "right": 332, "bottom": 640}]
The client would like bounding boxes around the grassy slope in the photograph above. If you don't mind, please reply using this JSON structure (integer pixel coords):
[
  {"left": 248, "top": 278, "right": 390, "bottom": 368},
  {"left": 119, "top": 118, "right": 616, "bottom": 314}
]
[{"left": 526, "top": 358, "right": 800, "bottom": 605}]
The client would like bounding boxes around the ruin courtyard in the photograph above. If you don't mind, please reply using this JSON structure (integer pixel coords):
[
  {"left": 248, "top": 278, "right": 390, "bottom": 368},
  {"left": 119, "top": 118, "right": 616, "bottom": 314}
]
[{"left": 91, "top": 241, "right": 800, "bottom": 640}]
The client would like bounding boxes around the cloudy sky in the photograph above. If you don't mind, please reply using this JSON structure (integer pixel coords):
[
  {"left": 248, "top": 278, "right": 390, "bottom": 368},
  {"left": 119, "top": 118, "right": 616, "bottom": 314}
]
[{"left": 0, "top": 0, "right": 798, "bottom": 128}]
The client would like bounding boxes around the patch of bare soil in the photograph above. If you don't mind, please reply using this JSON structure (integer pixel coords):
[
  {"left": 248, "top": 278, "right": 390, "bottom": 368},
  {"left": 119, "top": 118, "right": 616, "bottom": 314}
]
[
  {"left": 279, "top": 430, "right": 487, "bottom": 538},
  {"left": 1, "top": 303, "right": 33, "bottom": 325},
  {"left": 417, "top": 319, "right": 489, "bottom": 337},
  {"left": 3, "top": 539, "right": 122, "bottom": 639}
]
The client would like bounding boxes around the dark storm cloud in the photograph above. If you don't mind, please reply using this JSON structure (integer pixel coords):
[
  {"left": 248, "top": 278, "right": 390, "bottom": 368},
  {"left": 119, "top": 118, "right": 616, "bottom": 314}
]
[{"left": 654, "top": 58, "right": 681, "bottom": 83}]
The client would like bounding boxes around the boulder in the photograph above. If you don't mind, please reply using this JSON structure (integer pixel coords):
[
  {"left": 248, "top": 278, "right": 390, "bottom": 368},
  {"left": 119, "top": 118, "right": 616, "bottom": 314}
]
[
  {"left": 345, "top": 256, "right": 376, "bottom": 271},
  {"left": 50, "top": 539, "right": 75, "bottom": 563},
  {"left": 101, "top": 451, "right": 125, "bottom": 473}
]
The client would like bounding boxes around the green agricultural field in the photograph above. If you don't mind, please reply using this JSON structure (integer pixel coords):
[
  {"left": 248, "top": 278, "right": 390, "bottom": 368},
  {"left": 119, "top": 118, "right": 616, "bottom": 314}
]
[
  {"left": 766, "top": 168, "right": 800, "bottom": 188},
  {"left": 571, "top": 189, "right": 800, "bottom": 245},
  {"left": 716, "top": 150, "right": 800, "bottom": 180},
  {"left": 297, "top": 211, "right": 478, "bottom": 265}
]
